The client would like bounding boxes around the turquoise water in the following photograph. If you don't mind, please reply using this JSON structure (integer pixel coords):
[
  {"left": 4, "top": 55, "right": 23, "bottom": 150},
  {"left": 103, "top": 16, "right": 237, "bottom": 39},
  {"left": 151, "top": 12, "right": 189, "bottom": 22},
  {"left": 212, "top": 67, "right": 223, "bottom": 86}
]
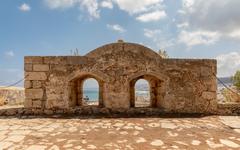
[
  {"left": 83, "top": 90, "right": 99, "bottom": 101},
  {"left": 83, "top": 90, "right": 149, "bottom": 101}
]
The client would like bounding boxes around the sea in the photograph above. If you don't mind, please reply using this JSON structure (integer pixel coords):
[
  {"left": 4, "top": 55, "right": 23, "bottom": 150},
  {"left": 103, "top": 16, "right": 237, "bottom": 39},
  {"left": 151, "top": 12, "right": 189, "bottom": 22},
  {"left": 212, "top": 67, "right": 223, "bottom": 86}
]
[
  {"left": 83, "top": 89, "right": 149, "bottom": 101},
  {"left": 83, "top": 79, "right": 233, "bottom": 101}
]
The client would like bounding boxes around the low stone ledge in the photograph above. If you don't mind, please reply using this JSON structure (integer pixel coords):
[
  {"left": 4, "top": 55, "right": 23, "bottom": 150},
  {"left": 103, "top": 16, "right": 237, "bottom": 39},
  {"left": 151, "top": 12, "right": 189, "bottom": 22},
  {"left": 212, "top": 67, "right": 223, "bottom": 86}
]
[
  {"left": 217, "top": 103, "right": 240, "bottom": 115},
  {"left": 0, "top": 105, "right": 239, "bottom": 117},
  {"left": 24, "top": 56, "right": 43, "bottom": 64},
  {"left": 0, "top": 107, "right": 208, "bottom": 117}
]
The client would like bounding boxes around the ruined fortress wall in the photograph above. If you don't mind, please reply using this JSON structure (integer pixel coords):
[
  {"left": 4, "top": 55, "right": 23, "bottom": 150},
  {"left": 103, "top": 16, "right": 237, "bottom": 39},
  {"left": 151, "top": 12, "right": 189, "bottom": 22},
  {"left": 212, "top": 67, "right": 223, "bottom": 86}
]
[
  {"left": 24, "top": 43, "right": 217, "bottom": 114},
  {"left": 159, "top": 59, "right": 217, "bottom": 113}
]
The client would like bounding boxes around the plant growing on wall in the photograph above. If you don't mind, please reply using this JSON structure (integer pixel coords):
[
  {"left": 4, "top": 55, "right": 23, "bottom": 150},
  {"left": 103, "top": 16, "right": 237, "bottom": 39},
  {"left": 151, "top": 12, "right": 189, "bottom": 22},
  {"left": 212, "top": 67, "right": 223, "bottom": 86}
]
[
  {"left": 70, "top": 48, "right": 80, "bottom": 56},
  {"left": 158, "top": 49, "right": 169, "bottom": 58}
]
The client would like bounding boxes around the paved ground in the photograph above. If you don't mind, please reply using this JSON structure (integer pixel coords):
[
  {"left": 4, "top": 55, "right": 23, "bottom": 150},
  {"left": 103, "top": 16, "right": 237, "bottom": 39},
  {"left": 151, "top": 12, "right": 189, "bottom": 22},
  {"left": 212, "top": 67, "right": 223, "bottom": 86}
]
[{"left": 0, "top": 116, "right": 240, "bottom": 150}]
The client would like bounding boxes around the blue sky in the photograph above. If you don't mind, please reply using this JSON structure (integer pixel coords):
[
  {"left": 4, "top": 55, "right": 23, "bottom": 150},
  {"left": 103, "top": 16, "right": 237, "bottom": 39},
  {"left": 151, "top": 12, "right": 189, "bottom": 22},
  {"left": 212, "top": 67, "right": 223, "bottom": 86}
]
[{"left": 0, "top": 0, "right": 240, "bottom": 87}]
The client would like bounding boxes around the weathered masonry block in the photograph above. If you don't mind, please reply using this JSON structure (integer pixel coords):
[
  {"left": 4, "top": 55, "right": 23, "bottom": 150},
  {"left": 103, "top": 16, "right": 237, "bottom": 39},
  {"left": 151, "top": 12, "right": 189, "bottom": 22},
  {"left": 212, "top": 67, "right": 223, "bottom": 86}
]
[
  {"left": 24, "top": 42, "right": 217, "bottom": 114},
  {"left": 33, "top": 64, "right": 49, "bottom": 72}
]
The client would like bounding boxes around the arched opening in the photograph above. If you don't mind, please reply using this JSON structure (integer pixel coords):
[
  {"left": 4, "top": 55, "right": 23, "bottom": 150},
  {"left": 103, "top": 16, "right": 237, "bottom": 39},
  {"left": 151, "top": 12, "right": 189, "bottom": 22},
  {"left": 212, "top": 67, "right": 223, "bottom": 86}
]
[
  {"left": 134, "top": 79, "right": 151, "bottom": 107},
  {"left": 69, "top": 74, "right": 104, "bottom": 107},
  {"left": 82, "top": 78, "right": 99, "bottom": 106},
  {"left": 130, "top": 74, "right": 164, "bottom": 108}
]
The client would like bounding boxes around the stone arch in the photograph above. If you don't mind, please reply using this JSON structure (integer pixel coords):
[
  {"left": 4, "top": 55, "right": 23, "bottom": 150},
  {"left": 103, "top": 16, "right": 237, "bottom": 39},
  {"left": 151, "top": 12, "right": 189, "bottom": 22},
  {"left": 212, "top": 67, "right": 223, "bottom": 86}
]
[
  {"left": 68, "top": 72, "right": 105, "bottom": 107},
  {"left": 128, "top": 71, "right": 169, "bottom": 83},
  {"left": 67, "top": 70, "right": 108, "bottom": 83},
  {"left": 134, "top": 79, "right": 151, "bottom": 107},
  {"left": 129, "top": 72, "right": 168, "bottom": 108}
]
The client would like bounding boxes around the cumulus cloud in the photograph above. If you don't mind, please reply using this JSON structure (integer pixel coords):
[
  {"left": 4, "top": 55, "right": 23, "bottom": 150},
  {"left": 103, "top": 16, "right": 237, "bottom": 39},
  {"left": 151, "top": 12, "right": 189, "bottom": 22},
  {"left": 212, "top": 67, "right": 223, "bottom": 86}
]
[
  {"left": 178, "top": 30, "right": 221, "bottom": 47},
  {"left": 5, "top": 51, "right": 15, "bottom": 57},
  {"left": 107, "top": 24, "right": 126, "bottom": 33},
  {"left": 177, "top": 22, "right": 189, "bottom": 29},
  {"left": 113, "top": 0, "right": 163, "bottom": 14},
  {"left": 216, "top": 52, "right": 240, "bottom": 77},
  {"left": 136, "top": 10, "right": 166, "bottom": 22},
  {"left": 179, "top": 0, "right": 240, "bottom": 40},
  {"left": 44, "top": 0, "right": 166, "bottom": 22},
  {"left": 144, "top": 29, "right": 161, "bottom": 39},
  {"left": 19, "top": 3, "right": 31, "bottom": 12},
  {"left": 44, "top": 0, "right": 100, "bottom": 19},
  {"left": 101, "top": 0, "right": 113, "bottom": 9},
  {"left": 81, "top": 0, "right": 100, "bottom": 19},
  {"left": 44, "top": 0, "right": 77, "bottom": 9},
  {"left": 113, "top": 0, "right": 166, "bottom": 22},
  {"left": 144, "top": 28, "right": 175, "bottom": 49}
]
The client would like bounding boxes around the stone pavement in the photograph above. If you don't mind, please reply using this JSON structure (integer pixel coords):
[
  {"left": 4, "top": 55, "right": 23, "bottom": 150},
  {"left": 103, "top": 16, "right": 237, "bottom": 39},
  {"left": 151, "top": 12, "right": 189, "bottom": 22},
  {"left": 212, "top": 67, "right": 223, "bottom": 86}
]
[{"left": 0, "top": 116, "right": 240, "bottom": 150}]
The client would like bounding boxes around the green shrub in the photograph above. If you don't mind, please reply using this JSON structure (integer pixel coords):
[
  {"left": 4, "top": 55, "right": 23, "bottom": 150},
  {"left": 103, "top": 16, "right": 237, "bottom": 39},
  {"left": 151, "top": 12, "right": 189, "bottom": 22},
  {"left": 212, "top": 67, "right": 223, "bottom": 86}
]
[{"left": 232, "top": 70, "right": 240, "bottom": 90}]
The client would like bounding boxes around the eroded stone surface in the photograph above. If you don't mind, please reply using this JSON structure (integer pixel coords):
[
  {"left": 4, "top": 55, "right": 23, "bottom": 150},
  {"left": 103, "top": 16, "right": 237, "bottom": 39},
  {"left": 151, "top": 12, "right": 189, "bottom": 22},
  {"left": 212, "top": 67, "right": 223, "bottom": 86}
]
[
  {"left": 24, "top": 42, "right": 217, "bottom": 114},
  {"left": 220, "top": 139, "right": 240, "bottom": 148},
  {"left": 220, "top": 116, "right": 240, "bottom": 129},
  {"left": 0, "top": 116, "right": 239, "bottom": 149}
]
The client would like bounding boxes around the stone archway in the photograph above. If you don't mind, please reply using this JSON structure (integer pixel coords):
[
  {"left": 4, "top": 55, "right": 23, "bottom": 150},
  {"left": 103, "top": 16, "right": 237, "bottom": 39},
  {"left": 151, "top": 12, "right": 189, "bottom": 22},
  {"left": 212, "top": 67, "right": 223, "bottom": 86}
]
[
  {"left": 134, "top": 79, "right": 151, "bottom": 107},
  {"left": 68, "top": 74, "right": 104, "bottom": 107},
  {"left": 129, "top": 74, "right": 165, "bottom": 108}
]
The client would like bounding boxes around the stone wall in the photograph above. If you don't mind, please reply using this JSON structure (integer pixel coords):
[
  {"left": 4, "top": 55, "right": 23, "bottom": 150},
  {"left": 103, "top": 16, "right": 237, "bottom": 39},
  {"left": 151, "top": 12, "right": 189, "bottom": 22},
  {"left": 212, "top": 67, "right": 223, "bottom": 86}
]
[{"left": 24, "top": 42, "right": 217, "bottom": 114}]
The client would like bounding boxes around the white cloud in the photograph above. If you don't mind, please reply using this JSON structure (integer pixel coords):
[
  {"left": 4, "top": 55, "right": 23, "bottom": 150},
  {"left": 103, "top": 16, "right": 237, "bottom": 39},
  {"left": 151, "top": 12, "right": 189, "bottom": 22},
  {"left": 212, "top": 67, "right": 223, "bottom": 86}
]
[
  {"left": 101, "top": 0, "right": 113, "bottom": 9},
  {"left": 182, "top": 0, "right": 194, "bottom": 10},
  {"left": 81, "top": 0, "right": 100, "bottom": 19},
  {"left": 44, "top": 0, "right": 166, "bottom": 21},
  {"left": 144, "top": 28, "right": 175, "bottom": 49},
  {"left": 177, "top": 22, "right": 189, "bottom": 28},
  {"left": 107, "top": 24, "right": 126, "bottom": 33},
  {"left": 44, "top": 0, "right": 100, "bottom": 19},
  {"left": 180, "top": 0, "right": 240, "bottom": 40},
  {"left": 136, "top": 10, "right": 166, "bottom": 22},
  {"left": 178, "top": 30, "right": 221, "bottom": 47},
  {"left": 229, "top": 29, "right": 240, "bottom": 39},
  {"left": 113, "top": 0, "right": 163, "bottom": 14},
  {"left": 19, "top": 3, "right": 31, "bottom": 12},
  {"left": 44, "top": 0, "right": 77, "bottom": 9},
  {"left": 5, "top": 51, "right": 15, "bottom": 57},
  {"left": 144, "top": 29, "right": 161, "bottom": 39},
  {"left": 216, "top": 52, "right": 240, "bottom": 77},
  {"left": 113, "top": 0, "right": 166, "bottom": 22}
]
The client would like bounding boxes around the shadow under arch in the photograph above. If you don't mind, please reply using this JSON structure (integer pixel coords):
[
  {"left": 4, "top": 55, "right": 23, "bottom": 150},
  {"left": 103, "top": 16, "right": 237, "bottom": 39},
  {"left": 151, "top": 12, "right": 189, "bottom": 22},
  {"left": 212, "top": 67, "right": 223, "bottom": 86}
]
[
  {"left": 68, "top": 71, "right": 105, "bottom": 108},
  {"left": 128, "top": 72, "right": 168, "bottom": 108}
]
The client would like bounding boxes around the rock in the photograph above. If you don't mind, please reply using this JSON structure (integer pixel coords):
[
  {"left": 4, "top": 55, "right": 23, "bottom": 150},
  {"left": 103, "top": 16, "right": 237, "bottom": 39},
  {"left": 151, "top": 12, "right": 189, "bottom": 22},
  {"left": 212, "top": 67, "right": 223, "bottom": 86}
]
[
  {"left": 191, "top": 140, "right": 201, "bottom": 145},
  {"left": 151, "top": 139, "right": 164, "bottom": 146},
  {"left": 220, "top": 139, "right": 240, "bottom": 148},
  {"left": 136, "top": 137, "right": 146, "bottom": 143},
  {"left": 25, "top": 89, "right": 43, "bottom": 99},
  {"left": 220, "top": 116, "right": 240, "bottom": 129},
  {"left": 26, "top": 72, "right": 47, "bottom": 81},
  {"left": 26, "top": 145, "right": 47, "bottom": 150},
  {"left": 161, "top": 122, "right": 177, "bottom": 129},
  {"left": 202, "top": 91, "right": 215, "bottom": 100},
  {"left": 33, "top": 64, "right": 49, "bottom": 72}
]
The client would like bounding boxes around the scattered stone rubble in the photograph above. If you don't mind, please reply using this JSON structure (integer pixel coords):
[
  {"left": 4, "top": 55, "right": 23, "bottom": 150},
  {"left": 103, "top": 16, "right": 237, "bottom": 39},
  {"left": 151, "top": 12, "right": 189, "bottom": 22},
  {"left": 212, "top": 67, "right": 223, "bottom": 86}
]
[{"left": 0, "top": 87, "right": 24, "bottom": 106}]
